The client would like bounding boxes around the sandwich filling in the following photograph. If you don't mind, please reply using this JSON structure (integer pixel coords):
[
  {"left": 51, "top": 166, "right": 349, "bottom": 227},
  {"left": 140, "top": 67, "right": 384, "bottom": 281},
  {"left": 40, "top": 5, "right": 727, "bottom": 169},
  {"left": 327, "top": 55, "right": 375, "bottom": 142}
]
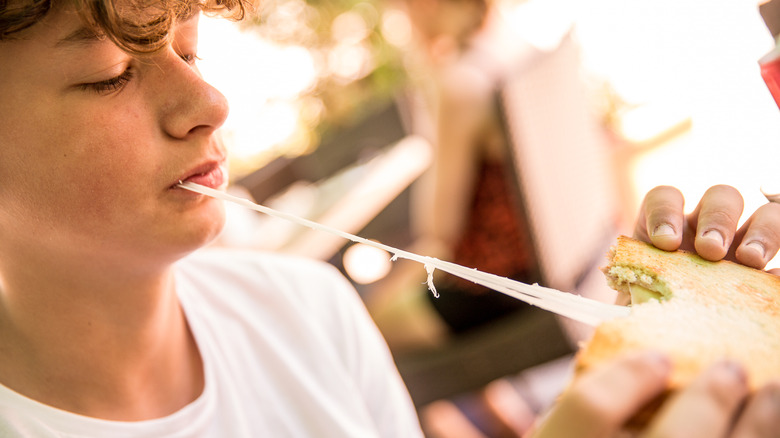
[{"left": 605, "top": 265, "right": 670, "bottom": 305}]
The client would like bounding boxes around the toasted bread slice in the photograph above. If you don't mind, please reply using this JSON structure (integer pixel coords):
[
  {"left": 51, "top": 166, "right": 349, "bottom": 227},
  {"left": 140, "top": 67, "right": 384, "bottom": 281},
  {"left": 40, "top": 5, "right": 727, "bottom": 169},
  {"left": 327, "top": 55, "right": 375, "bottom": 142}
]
[{"left": 577, "top": 236, "right": 780, "bottom": 391}]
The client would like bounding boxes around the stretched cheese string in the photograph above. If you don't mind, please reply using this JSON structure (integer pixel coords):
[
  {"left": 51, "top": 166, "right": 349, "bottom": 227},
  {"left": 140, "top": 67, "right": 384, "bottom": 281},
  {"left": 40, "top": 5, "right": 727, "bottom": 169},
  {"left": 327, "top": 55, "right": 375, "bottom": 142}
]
[
  {"left": 424, "top": 263, "right": 439, "bottom": 298},
  {"left": 179, "top": 182, "right": 630, "bottom": 326}
]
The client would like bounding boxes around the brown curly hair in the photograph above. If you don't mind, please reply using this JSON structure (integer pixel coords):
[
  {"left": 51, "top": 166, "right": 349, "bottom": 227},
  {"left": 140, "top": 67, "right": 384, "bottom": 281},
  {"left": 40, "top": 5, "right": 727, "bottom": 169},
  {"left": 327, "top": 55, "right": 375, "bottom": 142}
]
[{"left": 0, "top": 0, "right": 252, "bottom": 54}]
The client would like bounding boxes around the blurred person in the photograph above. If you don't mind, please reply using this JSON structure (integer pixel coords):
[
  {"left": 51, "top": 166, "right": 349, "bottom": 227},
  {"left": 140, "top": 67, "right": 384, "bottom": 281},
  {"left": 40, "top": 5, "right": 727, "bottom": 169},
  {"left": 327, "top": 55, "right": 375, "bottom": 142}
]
[
  {"left": 373, "top": 0, "right": 541, "bottom": 337},
  {"left": 368, "top": 0, "right": 575, "bottom": 435}
]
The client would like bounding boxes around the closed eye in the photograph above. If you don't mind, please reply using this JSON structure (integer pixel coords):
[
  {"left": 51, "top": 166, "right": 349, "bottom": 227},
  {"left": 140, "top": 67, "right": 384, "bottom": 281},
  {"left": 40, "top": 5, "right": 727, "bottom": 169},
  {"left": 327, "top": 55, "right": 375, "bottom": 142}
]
[
  {"left": 179, "top": 53, "right": 200, "bottom": 65},
  {"left": 78, "top": 67, "right": 134, "bottom": 94}
]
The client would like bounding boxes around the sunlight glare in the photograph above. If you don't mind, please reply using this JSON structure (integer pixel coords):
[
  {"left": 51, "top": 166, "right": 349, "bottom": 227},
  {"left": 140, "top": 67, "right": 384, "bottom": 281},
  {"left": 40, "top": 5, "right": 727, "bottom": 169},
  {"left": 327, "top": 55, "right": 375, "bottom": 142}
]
[{"left": 197, "top": 15, "right": 317, "bottom": 163}]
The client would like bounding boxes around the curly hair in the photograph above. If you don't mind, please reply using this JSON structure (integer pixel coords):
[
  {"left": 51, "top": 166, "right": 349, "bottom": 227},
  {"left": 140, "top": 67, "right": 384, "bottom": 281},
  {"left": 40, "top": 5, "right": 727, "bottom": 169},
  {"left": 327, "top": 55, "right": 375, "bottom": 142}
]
[{"left": 0, "top": 0, "right": 252, "bottom": 54}]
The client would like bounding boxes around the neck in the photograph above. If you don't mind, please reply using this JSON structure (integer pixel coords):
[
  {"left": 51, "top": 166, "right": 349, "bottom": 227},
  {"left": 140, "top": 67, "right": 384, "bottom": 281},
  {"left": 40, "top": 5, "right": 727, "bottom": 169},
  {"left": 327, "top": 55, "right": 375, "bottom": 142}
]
[{"left": 0, "top": 250, "right": 204, "bottom": 420}]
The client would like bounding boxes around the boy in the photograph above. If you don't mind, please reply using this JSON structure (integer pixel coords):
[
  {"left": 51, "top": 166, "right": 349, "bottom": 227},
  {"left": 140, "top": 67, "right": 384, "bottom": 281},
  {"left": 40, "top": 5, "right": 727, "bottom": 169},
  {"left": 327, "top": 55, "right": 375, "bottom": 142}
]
[{"left": 0, "top": 0, "right": 422, "bottom": 435}]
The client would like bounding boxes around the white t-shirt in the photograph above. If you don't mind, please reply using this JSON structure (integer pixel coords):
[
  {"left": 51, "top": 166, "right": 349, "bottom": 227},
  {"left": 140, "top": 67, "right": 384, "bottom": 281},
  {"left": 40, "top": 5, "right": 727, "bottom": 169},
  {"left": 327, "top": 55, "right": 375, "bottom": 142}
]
[{"left": 0, "top": 249, "right": 423, "bottom": 437}]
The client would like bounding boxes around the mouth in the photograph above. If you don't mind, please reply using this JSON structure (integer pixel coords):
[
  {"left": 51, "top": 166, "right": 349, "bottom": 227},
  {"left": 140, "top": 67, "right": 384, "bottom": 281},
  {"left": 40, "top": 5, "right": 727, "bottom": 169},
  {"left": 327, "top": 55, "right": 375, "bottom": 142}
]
[{"left": 171, "top": 161, "right": 226, "bottom": 191}]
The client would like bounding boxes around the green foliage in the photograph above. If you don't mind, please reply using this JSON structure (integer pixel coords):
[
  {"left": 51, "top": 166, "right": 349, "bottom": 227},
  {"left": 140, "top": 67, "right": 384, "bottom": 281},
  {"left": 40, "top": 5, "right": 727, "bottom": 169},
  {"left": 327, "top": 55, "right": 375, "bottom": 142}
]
[{"left": 248, "top": 0, "right": 407, "bottom": 145}]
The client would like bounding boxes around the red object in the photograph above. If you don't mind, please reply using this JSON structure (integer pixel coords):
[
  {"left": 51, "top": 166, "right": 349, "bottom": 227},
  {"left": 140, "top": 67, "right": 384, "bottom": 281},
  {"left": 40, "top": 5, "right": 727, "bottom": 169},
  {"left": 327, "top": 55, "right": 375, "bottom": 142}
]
[{"left": 761, "top": 49, "right": 780, "bottom": 110}]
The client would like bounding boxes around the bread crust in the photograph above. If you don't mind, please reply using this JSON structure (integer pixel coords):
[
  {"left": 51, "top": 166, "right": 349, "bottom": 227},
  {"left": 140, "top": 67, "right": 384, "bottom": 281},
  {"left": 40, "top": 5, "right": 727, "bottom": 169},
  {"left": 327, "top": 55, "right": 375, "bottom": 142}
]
[{"left": 577, "top": 236, "right": 780, "bottom": 391}]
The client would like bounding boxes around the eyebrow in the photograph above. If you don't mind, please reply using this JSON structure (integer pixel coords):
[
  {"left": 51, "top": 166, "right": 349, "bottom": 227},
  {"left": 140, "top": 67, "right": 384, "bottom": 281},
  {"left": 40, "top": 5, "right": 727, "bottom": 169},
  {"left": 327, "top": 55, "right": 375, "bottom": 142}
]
[{"left": 55, "top": 26, "right": 105, "bottom": 47}]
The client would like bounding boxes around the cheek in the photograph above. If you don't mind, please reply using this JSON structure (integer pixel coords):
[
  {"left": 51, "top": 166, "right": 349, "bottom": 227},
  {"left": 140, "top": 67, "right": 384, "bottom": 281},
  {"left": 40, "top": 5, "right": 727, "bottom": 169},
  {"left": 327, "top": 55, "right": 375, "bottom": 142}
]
[
  {"left": 64, "top": 101, "right": 156, "bottom": 175},
  {"left": 1, "top": 101, "right": 158, "bottom": 222},
  {"left": 59, "top": 113, "right": 161, "bottom": 216}
]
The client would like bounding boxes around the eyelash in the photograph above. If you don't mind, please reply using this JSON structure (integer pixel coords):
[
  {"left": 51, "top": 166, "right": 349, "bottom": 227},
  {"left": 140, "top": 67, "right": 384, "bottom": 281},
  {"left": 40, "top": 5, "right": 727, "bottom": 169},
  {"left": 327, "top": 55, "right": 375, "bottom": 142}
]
[
  {"left": 180, "top": 53, "right": 199, "bottom": 65},
  {"left": 78, "top": 53, "right": 196, "bottom": 94},
  {"left": 79, "top": 67, "right": 134, "bottom": 94}
]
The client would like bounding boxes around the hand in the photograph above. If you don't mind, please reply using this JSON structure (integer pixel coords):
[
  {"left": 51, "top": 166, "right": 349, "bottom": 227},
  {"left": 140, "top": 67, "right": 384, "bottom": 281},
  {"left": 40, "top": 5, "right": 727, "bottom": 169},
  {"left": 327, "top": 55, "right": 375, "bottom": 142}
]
[
  {"left": 644, "top": 364, "right": 780, "bottom": 438},
  {"left": 526, "top": 352, "right": 670, "bottom": 437},
  {"left": 527, "top": 353, "right": 780, "bottom": 438},
  {"left": 633, "top": 185, "right": 780, "bottom": 271}
]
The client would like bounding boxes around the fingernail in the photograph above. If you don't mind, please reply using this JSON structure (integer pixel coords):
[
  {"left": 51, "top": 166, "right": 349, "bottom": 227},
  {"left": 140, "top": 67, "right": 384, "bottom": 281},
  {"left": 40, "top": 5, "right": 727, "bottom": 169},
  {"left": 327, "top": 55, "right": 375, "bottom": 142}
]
[
  {"left": 744, "top": 240, "right": 767, "bottom": 260},
  {"left": 701, "top": 229, "right": 725, "bottom": 247},
  {"left": 652, "top": 223, "right": 676, "bottom": 237},
  {"left": 714, "top": 361, "right": 748, "bottom": 386},
  {"left": 639, "top": 351, "right": 672, "bottom": 374},
  {"left": 754, "top": 383, "right": 780, "bottom": 418},
  {"left": 765, "top": 384, "right": 780, "bottom": 407}
]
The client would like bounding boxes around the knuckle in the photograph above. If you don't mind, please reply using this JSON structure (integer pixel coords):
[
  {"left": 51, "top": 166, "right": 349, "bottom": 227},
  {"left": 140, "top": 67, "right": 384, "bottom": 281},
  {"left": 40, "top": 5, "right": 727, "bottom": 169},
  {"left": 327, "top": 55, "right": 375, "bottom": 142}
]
[
  {"left": 703, "top": 185, "right": 742, "bottom": 204},
  {"left": 566, "top": 385, "right": 621, "bottom": 421},
  {"left": 700, "top": 186, "right": 744, "bottom": 221},
  {"left": 644, "top": 429, "right": 688, "bottom": 438},
  {"left": 699, "top": 209, "right": 740, "bottom": 229},
  {"left": 745, "top": 204, "right": 780, "bottom": 244},
  {"left": 752, "top": 385, "right": 780, "bottom": 435},
  {"left": 760, "top": 202, "right": 780, "bottom": 225},
  {"left": 567, "top": 354, "right": 669, "bottom": 422},
  {"left": 746, "top": 226, "right": 780, "bottom": 251},
  {"left": 647, "top": 186, "right": 684, "bottom": 203},
  {"left": 697, "top": 364, "right": 747, "bottom": 411}
]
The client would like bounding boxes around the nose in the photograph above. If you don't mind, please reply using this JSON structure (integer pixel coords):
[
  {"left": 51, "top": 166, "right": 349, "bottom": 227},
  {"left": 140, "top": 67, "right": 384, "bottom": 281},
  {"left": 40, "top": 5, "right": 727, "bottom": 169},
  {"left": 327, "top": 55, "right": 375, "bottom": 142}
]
[{"left": 157, "top": 52, "right": 230, "bottom": 140}]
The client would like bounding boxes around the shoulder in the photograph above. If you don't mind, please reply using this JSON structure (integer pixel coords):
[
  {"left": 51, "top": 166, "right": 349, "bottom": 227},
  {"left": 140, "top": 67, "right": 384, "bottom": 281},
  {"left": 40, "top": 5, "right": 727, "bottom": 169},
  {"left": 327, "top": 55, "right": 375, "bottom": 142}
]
[
  {"left": 175, "top": 248, "right": 389, "bottom": 376},
  {"left": 174, "top": 248, "right": 361, "bottom": 322},
  {"left": 178, "top": 247, "right": 344, "bottom": 284}
]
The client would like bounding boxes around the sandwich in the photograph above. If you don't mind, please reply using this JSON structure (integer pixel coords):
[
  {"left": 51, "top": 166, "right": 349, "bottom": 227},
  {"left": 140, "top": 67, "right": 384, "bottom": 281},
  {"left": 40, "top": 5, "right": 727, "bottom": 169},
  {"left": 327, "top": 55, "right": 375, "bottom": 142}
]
[{"left": 574, "top": 235, "right": 780, "bottom": 425}]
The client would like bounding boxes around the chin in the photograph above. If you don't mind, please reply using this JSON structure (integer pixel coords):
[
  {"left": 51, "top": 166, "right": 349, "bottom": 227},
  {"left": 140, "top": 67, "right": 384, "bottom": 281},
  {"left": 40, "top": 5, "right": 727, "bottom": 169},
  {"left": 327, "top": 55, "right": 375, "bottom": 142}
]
[
  {"left": 176, "top": 203, "right": 227, "bottom": 254},
  {"left": 199, "top": 205, "right": 228, "bottom": 245}
]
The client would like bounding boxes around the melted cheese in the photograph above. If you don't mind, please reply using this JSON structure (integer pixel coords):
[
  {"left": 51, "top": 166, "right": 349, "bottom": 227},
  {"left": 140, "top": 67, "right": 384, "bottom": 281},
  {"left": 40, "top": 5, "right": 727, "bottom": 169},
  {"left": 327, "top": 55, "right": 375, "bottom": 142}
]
[{"left": 628, "top": 283, "right": 664, "bottom": 305}]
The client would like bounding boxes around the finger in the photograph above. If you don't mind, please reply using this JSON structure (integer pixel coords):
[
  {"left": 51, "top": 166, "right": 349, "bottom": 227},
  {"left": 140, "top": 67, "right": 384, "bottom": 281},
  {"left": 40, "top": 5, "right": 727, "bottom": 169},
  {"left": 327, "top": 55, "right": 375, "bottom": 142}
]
[
  {"left": 420, "top": 400, "right": 489, "bottom": 438},
  {"left": 733, "top": 202, "right": 780, "bottom": 269},
  {"left": 635, "top": 186, "right": 685, "bottom": 251},
  {"left": 482, "top": 378, "right": 535, "bottom": 435},
  {"left": 731, "top": 382, "right": 780, "bottom": 438},
  {"left": 691, "top": 185, "right": 744, "bottom": 261},
  {"left": 642, "top": 361, "right": 749, "bottom": 438},
  {"left": 531, "top": 352, "right": 670, "bottom": 438}
]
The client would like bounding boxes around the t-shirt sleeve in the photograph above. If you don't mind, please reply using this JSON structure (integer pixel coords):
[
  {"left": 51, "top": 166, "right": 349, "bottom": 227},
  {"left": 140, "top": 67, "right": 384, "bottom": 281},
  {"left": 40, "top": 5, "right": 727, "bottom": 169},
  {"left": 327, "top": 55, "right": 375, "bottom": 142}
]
[{"left": 313, "top": 264, "right": 424, "bottom": 438}]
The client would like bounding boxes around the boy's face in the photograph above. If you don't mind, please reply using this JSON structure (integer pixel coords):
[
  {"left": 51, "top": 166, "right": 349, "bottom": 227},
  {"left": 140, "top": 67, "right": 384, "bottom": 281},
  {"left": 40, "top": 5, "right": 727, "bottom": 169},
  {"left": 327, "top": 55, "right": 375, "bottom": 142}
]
[{"left": 0, "top": 4, "right": 229, "bottom": 269}]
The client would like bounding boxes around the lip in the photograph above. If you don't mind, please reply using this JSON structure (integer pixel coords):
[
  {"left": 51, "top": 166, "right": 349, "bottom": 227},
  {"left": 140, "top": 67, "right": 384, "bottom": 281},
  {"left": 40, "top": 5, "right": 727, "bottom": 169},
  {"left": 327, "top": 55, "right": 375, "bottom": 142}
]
[{"left": 172, "top": 160, "right": 227, "bottom": 190}]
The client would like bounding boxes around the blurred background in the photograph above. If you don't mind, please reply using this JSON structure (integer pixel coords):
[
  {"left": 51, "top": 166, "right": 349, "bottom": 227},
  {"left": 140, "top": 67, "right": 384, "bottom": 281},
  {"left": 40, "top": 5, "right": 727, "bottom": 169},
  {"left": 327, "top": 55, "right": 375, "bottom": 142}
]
[
  {"left": 198, "top": 0, "right": 780, "bottom": 215},
  {"left": 196, "top": 0, "right": 780, "bottom": 436}
]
